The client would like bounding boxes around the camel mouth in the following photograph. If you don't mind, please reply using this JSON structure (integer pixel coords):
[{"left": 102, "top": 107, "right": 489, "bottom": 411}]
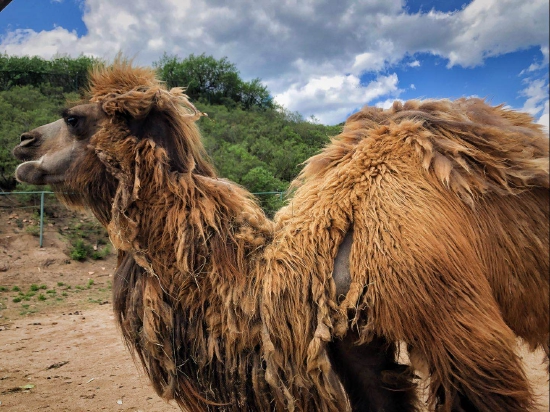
[
  {"left": 12, "top": 144, "right": 40, "bottom": 162},
  {"left": 12, "top": 146, "right": 29, "bottom": 161},
  {"left": 14, "top": 160, "right": 65, "bottom": 186}
]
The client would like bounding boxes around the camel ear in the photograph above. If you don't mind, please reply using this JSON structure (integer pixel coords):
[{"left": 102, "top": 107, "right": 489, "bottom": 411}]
[
  {"left": 126, "top": 110, "right": 168, "bottom": 141},
  {"left": 126, "top": 110, "right": 188, "bottom": 173}
]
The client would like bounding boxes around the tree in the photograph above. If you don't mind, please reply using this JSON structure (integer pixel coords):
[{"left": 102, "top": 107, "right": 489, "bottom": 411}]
[
  {"left": 154, "top": 53, "right": 272, "bottom": 110},
  {"left": 196, "top": 102, "right": 341, "bottom": 192},
  {"left": 0, "top": 54, "right": 96, "bottom": 93}
]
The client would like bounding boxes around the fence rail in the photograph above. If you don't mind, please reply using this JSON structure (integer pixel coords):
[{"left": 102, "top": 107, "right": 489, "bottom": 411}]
[{"left": 0, "top": 190, "right": 285, "bottom": 248}]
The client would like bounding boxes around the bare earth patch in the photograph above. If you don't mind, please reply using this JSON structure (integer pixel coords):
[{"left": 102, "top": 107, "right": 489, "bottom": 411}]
[
  {"left": 0, "top": 210, "right": 548, "bottom": 411},
  {"left": 0, "top": 306, "right": 179, "bottom": 411}
]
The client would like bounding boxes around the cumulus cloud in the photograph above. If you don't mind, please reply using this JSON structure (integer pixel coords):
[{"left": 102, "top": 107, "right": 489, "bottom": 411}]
[
  {"left": 275, "top": 74, "right": 400, "bottom": 124},
  {"left": 375, "top": 98, "right": 404, "bottom": 110},
  {"left": 518, "top": 45, "right": 549, "bottom": 132},
  {"left": 444, "top": 0, "right": 549, "bottom": 67},
  {"left": 537, "top": 100, "right": 549, "bottom": 133},
  {"left": 0, "top": 0, "right": 548, "bottom": 123},
  {"left": 520, "top": 76, "right": 549, "bottom": 134},
  {"left": 520, "top": 78, "right": 548, "bottom": 116},
  {"left": 0, "top": 28, "right": 81, "bottom": 59}
]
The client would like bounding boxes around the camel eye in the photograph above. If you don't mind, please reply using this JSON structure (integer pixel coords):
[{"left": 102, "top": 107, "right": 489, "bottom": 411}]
[{"left": 66, "top": 116, "right": 79, "bottom": 127}]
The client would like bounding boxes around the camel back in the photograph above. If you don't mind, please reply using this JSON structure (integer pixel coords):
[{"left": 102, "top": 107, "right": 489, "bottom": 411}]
[{"left": 299, "top": 99, "right": 549, "bottom": 207}]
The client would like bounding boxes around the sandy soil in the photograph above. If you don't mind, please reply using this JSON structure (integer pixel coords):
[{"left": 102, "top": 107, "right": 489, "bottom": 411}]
[{"left": 0, "top": 209, "right": 548, "bottom": 411}]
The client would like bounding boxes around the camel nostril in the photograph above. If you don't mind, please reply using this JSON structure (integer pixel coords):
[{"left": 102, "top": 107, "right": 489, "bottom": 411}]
[{"left": 19, "top": 132, "right": 37, "bottom": 146}]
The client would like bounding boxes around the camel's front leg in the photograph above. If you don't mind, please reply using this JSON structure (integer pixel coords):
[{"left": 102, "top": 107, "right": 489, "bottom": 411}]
[{"left": 327, "top": 331, "right": 419, "bottom": 412}]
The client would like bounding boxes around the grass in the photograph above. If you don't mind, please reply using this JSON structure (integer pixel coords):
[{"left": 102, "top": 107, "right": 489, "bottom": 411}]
[
  {"left": 91, "top": 244, "right": 111, "bottom": 260},
  {"left": 63, "top": 218, "right": 111, "bottom": 261},
  {"left": 2, "top": 272, "right": 112, "bottom": 320},
  {"left": 29, "top": 284, "right": 47, "bottom": 292},
  {"left": 19, "top": 307, "right": 38, "bottom": 316},
  {"left": 25, "top": 224, "right": 40, "bottom": 237}
]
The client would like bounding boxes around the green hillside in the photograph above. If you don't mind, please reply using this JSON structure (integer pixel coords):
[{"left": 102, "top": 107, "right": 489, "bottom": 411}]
[{"left": 0, "top": 54, "right": 341, "bottom": 197}]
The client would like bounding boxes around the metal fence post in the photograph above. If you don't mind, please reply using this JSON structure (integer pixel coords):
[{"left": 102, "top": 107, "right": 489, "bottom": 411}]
[{"left": 39, "top": 191, "right": 44, "bottom": 248}]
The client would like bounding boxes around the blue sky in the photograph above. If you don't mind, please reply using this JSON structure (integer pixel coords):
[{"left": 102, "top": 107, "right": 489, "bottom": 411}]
[{"left": 0, "top": 0, "right": 548, "bottom": 128}]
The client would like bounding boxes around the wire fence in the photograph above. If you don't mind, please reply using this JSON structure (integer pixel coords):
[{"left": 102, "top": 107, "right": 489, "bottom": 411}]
[{"left": 0, "top": 190, "right": 286, "bottom": 249}]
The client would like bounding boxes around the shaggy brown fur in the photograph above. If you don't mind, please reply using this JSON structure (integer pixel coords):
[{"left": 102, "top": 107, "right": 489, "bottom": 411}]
[
  {"left": 12, "top": 60, "right": 549, "bottom": 412},
  {"left": 269, "top": 99, "right": 549, "bottom": 411}
]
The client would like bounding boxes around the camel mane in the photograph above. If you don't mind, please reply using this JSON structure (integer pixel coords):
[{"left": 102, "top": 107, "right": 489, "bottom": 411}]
[
  {"left": 88, "top": 58, "right": 216, "bottom": 177},
  {"left": 80, "top": 60, "right": 295, "bottom": 411}
]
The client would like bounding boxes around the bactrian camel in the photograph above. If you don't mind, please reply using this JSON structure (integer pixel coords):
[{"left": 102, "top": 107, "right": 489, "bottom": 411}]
[{"left": 13, "top": 60, "right": 549, "bottom": 412}]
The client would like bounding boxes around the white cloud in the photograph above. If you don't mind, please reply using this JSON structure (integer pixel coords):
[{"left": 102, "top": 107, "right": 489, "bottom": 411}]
[
  {"left": 536, "top": 100, "right": 549, "bottom": 134},
  {"left": 275, "top": 73, "right": 400, "bottom": 124},
  {"left": 518, "top": 47, "right": 549, "bottom": 134},
  {"left": 518, "top": 76, "right": 549, "bottom": 135},
  {"left": 520, "top": 78, "right": 548, "bottom": 116},
  {"left": 3, "top": 0, "right": 546, "bottom": 75},
  {"left": 0, "top": 28, "right": 81, "bottom": 60},
  {"left": 444, "top": 0, "right": 548, "bottom": 67},
  {"left": 520, "top": 46, "right": 550, "bottom": 75},
  {"left": 375, "top": 98, "right": 404, "bottom": 110},
  {"left": 352, "top": 52, "right": 388, "bottom": 74},
  {"left": 0, "top": 0, "right": 548, "bottom": 123}
]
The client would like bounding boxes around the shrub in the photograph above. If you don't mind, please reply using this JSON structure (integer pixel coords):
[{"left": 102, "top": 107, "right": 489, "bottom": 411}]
[
  {"left": 91, "top": 244, "right": 111, "bottom": 260},
  {"left": 69, "top": 239, "right": 92, "bottom": 261},
  {"left": 25, "top": 225, "right": 40, "bottom": 237}
]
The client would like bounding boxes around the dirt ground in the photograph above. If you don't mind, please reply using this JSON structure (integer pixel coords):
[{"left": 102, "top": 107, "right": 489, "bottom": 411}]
[{"left": 0, "top": 208, "right": 548, "bottom": 411}]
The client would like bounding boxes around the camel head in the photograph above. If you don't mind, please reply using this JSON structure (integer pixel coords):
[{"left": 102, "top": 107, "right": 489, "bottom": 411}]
[
  {"left": 13, "top": 103, "right": 106, "bottom": 186},
  {"left": 13, "top": 59, "right": 216, "bottom": 223}
]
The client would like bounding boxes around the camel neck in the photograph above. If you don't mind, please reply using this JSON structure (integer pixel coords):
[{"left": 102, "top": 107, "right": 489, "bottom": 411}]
[{"left": 104, "top": 139, "right": 274, "bottom": 288}]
